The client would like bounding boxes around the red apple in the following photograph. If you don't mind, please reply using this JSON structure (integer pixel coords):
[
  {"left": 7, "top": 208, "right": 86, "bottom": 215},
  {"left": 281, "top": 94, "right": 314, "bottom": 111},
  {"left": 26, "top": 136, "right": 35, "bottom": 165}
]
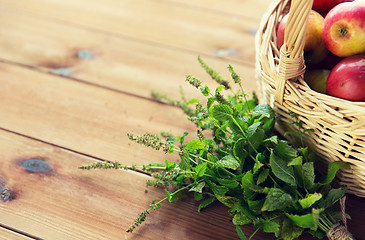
[
  {"left": 322, "top": 1, "right": 365, "bottom": 57},
  {"left": 277, "top": 10, "right": 326, "bottom": 52},
  {"left": 326, "top": 54, "right": 365, "bottom": 101},
  {"left": 312, "top": 0, "right": 354, "bottom": 15},
  {"left": 304, "top": 69, "right": 330, "bottom": 93}
]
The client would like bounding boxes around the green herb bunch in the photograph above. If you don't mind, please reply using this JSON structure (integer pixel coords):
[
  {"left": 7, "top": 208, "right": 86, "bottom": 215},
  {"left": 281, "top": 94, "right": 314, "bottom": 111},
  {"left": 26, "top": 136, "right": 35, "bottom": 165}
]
[{"left": 81, "top": 57, "right": 353, "bottom": 240}]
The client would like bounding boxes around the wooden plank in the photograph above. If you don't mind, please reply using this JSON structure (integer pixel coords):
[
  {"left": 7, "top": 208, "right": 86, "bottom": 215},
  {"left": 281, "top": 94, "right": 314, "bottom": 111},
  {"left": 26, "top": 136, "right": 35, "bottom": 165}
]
[
  {"left": 0, "top": 0, "right": 260, "bottom": 63},
  {"left": 0, "top": 227, "right": 34, "bottom": 240},
  {"left": 0, "top": 7, "right": 258, "bottom": 101},
  {"left": 167, "top": 0, "right": 272, "bottom": 20},
  {"left": 0, "top": 62, "right": 197, "bottom": 166},
  {"left": 0, "top": 130, "right": 274, "bottom": 240}
]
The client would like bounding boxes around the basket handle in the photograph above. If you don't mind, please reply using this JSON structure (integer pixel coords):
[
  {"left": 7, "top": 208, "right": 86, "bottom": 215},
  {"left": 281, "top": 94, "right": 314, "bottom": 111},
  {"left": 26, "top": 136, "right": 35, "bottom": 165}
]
[{"left": 275, "top": 0, "right": 313, "bottom": 104}]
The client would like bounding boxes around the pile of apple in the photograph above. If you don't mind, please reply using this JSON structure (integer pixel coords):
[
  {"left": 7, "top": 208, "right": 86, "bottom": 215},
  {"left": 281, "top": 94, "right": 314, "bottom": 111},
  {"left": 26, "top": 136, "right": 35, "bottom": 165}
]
[{"left": 277, "top": 0, "right": 365, "bottom": 102}]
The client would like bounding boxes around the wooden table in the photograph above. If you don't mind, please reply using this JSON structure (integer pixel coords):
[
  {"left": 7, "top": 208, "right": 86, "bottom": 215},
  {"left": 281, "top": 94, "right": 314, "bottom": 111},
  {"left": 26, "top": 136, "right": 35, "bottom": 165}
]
[{"left": 0, "top": 0, "right": 364, "bottom": 239}]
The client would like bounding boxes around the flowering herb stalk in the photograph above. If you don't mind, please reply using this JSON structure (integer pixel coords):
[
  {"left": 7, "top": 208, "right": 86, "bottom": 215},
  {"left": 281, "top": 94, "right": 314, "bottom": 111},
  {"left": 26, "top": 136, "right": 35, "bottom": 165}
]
[{"left": 81, "top": 57, "right": 354, "bottom": 240}]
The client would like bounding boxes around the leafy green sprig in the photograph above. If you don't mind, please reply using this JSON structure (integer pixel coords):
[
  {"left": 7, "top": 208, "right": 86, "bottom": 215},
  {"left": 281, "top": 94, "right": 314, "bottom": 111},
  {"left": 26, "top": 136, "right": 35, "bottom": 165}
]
[{"left": 80, "top": 58, "right": 353, "bottom": 240}]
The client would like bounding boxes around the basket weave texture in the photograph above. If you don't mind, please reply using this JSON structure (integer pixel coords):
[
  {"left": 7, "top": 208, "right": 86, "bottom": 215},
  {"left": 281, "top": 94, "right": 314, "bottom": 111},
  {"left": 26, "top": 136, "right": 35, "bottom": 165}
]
[{"left": 255, "top": 0, "right": 365, "bottom": 197}]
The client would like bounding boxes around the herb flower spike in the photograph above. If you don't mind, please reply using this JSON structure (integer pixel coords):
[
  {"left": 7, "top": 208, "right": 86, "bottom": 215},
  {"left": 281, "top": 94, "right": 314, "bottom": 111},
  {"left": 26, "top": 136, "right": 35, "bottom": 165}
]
[
  {"left": 127, "top": 133, "right": 172, "bottom": 153},
  {"left": 185, "top": 74, "right": 202, "bottom": 89}
]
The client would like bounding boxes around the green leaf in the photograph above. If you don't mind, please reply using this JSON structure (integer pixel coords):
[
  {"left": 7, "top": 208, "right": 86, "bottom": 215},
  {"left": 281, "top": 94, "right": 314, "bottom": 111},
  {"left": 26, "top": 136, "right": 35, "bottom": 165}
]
[
  {"left": 286, "top": 213, "right": 314, "bottom": 229},
  {"left": 302, "top": 162, "right": 316, "bottom": 191},
  {"left": 233, "top": 212, "right": 252, "bottom": 225},
  {"left": 194, "top": 192, "right": 203, "bottom": 201},
  {"left": 215, "top": 195, "right": 239, "bottom": 208},
  {"left": 288, "top": 156, "right": 303, "bottom": 166},
  {"left": 247, "top": 122, "right": 261, "bottom": 138},
  {"left": 280, "top": 217, "right": 304, "bottom": 240},
  {"left": 215, "top": 85, "right": 225, "bottom": 93},
  {"left": 319, "top": 187, "right": 346, "bottom": 208},
  {"left": 185, "top": 139, "right": 206, "bottom": 152},
  {"left": 251, "top": 104, "right": 275, "bottom": 118},
  {"left": 257, "top": 168, "right": 270, "bottom": 185},
  {"left": 186, "top": 98, "right": 199, "bottom": 105},
  {"left": 248, "top": 128, "right": 265, "bottom": 153},
  {"left": 212, "top": 104, "right": 233, "bottom": 122},
  {"left": 198, "top": 197, "right": 215, "bottom": 212},
  {"left": 235, "top": 225, "right": 248, "bottom": 240},
  {"left": 164, "top": 189, "right": 179, "bottom": 203},
  {"left": 189, "top": 181, "right": 206, "bottom": 193},
  {"left": 270, "top": 151, "right": 297, "bottom": 187},
  {"left": 247, "top": 199, "right": 265, "bottom": 214},
  {"left": 179, "top": 153, "right": 191, "bottom": 170},
  {"left": 262, "top": 188, "right": 294, "bottom": 212},
  {"left": 194, "top": 162, "right": 207, "bottom": 177},
  {"left": 217, "top": 178, "right": 239, "bottom": 189},
  {"left": 207, "top": 153, "right": 218, "bottom": 163},
  {"left": 214, "top": 154, "right": 240, "bottom": 170},
  {"left": 298, "top": 193, "right": 322, "bottom": 209},
  {"left": 256, "top": 220, "right": 280, "bottom": 233},
  {"left": 201, "top": 85, "right": 210, "bottom": 96},
  {"left": 206, "top": 179, "right": 228, "bottom": 196},
  {"left": 241, "top": 170, "right": 254, "bottom": 189},
  {"left": 264, "top": 135, "right": 278, "bottom": 144},
  {"left": 233, "top": 138, "right": 248, "bottom": 162},
  {"left": 319, "top": 161, "right": 351, "bottom": 185},
  {"left": 207, "top": 97, "right": 215, "bottom": 110},
  {"left": 274, "top": 140, "right": 298, "bottom": 162},
  {"left": 165, "top": 160, "right": 176, "bottom": 171}
]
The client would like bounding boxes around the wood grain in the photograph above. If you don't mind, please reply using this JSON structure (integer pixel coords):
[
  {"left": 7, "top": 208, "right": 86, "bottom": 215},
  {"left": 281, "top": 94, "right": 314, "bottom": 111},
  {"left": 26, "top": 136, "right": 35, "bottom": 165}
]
[
  {"left": 0, "top": 8, "right": 257, "bottom": 101},
  {"left": 0, "top": 62, "right": 197, "bottom": 166},
  {"left": 0, "top": 0, "right": 261, "bottom": 63},
  {"left": 0, "top": 129, "right": 276, "bottom": 240},
  {"left": 167, "top": 0, "right": 272, "bottom": 20}
]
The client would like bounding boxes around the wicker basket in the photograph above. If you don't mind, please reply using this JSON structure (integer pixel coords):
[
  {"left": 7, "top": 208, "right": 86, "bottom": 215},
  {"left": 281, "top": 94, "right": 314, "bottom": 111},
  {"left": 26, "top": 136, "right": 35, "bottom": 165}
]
[{"left": 255, "top": 0, "right": 365, "bottom": 197}]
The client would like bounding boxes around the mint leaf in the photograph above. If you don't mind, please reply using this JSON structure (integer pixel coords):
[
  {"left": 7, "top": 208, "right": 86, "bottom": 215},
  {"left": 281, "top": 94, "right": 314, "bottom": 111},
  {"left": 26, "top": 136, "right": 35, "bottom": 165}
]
[
  {"left": 179, "top": 154, "right": 191, "bottom": 170},
  {"left": 262, "top": 188, "right": 294, "bottom": 211},
  {"left": 217, "top": 178, "right": 239, "bottom": 189},
  {"left": 233, "top": 212, "right": 252, "bottom": 225},
  {"left": 198, "top": 197, "right": 215, "bottom": 212},
  {"left": 212, "top": 104, "right": 233, "bottom": 122},
  {"left": 270, "top": 151, "right": 297, "bottom": 187},
  {"left": 287, "top": 156, "right": 303, "bottom": 166},
  {"left": 248, "top": 128, "right": 265, "bottom": 153},
  {"left": 189, "top": 181, "right": 206, "bottom": 193},
  {"left": 235, "top": 225, "right": 248, "bottom": 240},
  {"left": 298, "top": 193, "right": 322, "bottom": 209},
  {"left": 215, "top": 195, "right": 239, "bottom": 208},
  {"left": 194, "top": 162, "right": 207, "bottom": 177},
  {"left": 280, "top": 217, "right": 304, "bottom": 240},
  {"left": 241, "top": 170, "right": 254, "bottom": 189},
  {"left": 164, "top": 189, "right": 179, "bottom": 203},
  {"left": 319, "top": 161, "right": 351, "bottom": 185},
  {"left": 185, "top": 139, "right": 205, "bottom": 152},
  {"left": 274, "top": 140, "right": 298, "bottom": 162},
  {"left": 251, "top": 104, "right": 275, "bottom": 118},
  {"left": 286, "top": 213, "right": 314, "bottom": 229},
  {"left": 257, "top": 168, "right": 270, "bottom": 185},
  {"left": 214, "top": 154, "right": 240, "bottom": 170},
  {"left": 256, "top": 219, "right": 280, "bottom": 233},
  {"left": 319, "top": 187, "right": 346, "bottom": 208}
]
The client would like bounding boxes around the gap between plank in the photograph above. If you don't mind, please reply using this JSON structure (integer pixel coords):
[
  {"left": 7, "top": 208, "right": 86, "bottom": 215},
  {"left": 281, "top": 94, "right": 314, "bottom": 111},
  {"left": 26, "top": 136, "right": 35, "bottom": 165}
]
[{"left": 0, "top": 223, "right": 43, "bottom": 240}]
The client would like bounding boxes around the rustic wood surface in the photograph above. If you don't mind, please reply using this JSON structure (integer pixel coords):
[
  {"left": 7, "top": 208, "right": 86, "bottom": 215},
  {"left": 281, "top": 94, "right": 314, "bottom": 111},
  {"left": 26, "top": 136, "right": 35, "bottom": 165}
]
[{"left": 0, "top": 0, "right": 363, "bottom": 239}]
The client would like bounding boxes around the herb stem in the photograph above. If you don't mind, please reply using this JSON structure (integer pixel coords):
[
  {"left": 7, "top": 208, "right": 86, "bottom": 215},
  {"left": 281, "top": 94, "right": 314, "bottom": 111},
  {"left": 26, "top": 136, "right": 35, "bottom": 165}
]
[{"left": 248, "top": 228, "right": 260, "bottom": 240}]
